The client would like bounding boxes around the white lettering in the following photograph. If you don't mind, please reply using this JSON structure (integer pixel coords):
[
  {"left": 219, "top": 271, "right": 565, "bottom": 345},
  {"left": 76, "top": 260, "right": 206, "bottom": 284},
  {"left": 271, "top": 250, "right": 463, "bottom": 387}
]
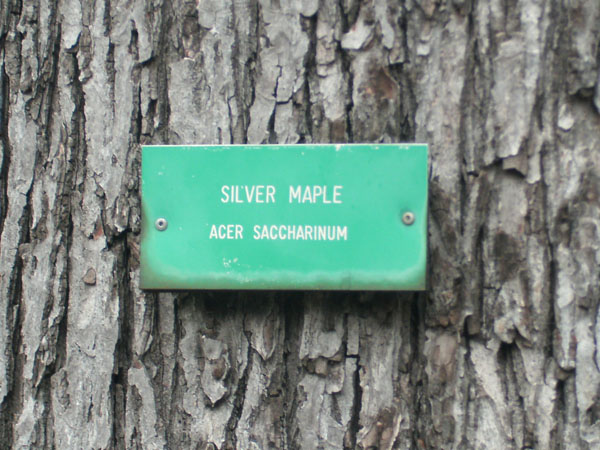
[
  {"left": 209, "top": 224, "right": 244, "bottom": 239},
  {"left": 317, "top": 226, "right": 326, "bottom": 240},
  {"left": 251, "top": 225, "right": 348, "bottom": 241},
  {"left": 244, "top": 185, "right": 256, "bottom": 202},
  {"left": 221, "top": 185, "right": 277, "bottom": 203},
  {"left": 305, "top": 225, "right": 313, "bottom": 240},
  {"left": 287, "top": 185, "right": 343, "bottom": 204},
  {"left": 221, "top": 186, "right": 230, "bottom": 203},
  {"left": 289, "top": 186, "right": 301, "bottom": 203},
  {"left": 260, "top": 226, "right": 269, "bottom": 240},
  {"left": 313, "top": 185, "right": 324, "bottom": 203},
  {"left": 323, "top": 185, "right": 332, "bottom": 204},
  {"left": 327, "top": 226, "right": 335, "bottom": 240},
  {"left": 257, "top": 185, "right": 265, "bottom": 203},
  {"left": 301, "top": 186, "right": 313, "bottom": 203},
  {"left": 222, "top": 185, "right": 340, "bottom": 204},
  {"left": 333, "top": 185, "right": 342, "bottom": 204},
  {"left": 267, "top": 185, "right": 276, "bottom": 203}
]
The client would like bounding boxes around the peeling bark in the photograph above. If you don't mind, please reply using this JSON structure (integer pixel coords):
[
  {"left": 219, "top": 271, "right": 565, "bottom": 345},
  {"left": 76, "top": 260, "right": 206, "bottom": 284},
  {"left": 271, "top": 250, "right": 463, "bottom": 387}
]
[{"left": 0, "top": 0, "right": 599, "bottom": 448}]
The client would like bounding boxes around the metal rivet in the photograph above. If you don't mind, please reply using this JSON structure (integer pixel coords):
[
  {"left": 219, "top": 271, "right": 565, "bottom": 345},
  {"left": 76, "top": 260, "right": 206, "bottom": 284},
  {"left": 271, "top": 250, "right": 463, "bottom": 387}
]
[
  {"left": 155, "top": 218, "right": 168, "bottom": 231},
  {"left": 402, "top": 212, "right": 415, "bottom": 225}
]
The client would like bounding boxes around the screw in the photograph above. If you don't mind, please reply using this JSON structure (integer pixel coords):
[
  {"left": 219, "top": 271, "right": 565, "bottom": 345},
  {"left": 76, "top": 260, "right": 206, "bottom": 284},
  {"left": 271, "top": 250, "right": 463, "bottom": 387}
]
[
  {"left": 155, "top": 218, "right": 168, "bottom": 231},
  {"left": 402, "top": 211, "right": 415, "bottom": 225}
]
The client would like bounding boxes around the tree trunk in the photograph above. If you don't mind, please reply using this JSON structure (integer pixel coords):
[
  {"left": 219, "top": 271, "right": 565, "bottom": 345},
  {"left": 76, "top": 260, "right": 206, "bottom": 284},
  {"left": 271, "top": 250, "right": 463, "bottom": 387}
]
[{"left": 1, "top": 0, "right": 599, "bottom": 448}]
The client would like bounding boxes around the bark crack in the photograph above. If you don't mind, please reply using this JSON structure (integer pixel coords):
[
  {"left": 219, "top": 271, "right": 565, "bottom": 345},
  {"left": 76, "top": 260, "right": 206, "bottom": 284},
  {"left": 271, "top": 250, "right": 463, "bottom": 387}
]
[
  {"left": 0, "top": 164, "right": 33, "bottom": 445},
  {"left": 223, "top": 334, "right": 252, "bottom": 449},
  {"left": 337, "top": 0, "right": 354, "bottom": 142},
  {"left": 0, "top": 62, "right": 10, "bottom": 238},
  {"left": 345, "top": 354, "right": 361, "bottom": 449},
  {"left": 111, "top": 234, "right": 135, "bottom": 448}
]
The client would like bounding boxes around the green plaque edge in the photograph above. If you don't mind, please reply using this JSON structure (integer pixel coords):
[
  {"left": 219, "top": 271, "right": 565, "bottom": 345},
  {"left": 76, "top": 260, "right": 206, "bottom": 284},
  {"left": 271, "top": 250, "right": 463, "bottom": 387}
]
[{"left": 140, "top": 144, "right": 428, "bottom": 291}]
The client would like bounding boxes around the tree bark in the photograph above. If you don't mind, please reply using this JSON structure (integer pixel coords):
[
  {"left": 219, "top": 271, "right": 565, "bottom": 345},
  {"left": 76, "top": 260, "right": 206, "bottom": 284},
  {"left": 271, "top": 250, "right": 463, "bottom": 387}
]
[{"left": 1, "top": 0, "right": 599, "bottom": 448}]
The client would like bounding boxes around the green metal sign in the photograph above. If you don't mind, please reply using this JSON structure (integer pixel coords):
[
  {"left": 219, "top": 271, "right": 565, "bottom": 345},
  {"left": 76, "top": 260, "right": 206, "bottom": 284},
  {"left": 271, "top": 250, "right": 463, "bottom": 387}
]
[{"left": 140, "top": 144, "right": 428, "bottom": 290}]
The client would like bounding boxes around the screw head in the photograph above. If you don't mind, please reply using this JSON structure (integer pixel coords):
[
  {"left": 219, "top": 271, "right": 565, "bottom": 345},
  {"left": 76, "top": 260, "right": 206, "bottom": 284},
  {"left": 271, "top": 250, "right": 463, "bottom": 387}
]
[
  {"left": 155, "top": 218, "right": 168, "bottom": 231},
  {"left": 402, "top": 211, "right": 415, "bottom": 225}
]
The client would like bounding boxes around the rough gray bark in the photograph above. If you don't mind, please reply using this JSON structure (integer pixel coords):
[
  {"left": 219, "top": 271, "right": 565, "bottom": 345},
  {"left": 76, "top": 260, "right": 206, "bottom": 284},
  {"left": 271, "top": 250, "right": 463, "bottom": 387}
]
[{"left": 0, "top": 0, "right": 599, "bottom": 448}]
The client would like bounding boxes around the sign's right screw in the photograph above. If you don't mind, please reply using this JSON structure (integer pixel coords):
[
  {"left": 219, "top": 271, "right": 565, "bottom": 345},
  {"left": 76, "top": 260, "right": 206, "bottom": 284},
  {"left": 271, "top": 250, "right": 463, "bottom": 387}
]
[{"left": 402, "top": 212, "right": 415, "bottom": 226}]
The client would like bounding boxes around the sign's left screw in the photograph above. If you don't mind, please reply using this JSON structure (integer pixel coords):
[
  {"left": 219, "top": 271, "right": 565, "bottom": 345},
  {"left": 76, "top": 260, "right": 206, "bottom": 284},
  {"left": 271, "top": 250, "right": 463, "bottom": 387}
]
[{"left": 155, "top": 218, "right": 168, "bottom": 231}]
